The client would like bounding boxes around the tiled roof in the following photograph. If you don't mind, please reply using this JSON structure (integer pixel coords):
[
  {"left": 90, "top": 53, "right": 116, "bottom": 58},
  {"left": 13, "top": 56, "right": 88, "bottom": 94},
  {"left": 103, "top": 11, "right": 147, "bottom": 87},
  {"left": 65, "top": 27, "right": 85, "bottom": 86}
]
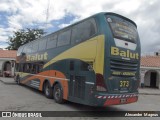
[
  {"left": 141, "top": 56, "right": 160, "bottom": 68},
  {"left": 0, "top": 50, "right": 17, "bottom": 59}
]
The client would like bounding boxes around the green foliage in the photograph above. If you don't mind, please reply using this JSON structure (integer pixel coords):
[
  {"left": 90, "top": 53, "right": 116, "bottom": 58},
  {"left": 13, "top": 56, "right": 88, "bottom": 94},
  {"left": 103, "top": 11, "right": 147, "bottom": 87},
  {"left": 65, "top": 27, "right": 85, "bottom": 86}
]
[{"left": 6, "top": 28, "right": 45, "bottom": 50}]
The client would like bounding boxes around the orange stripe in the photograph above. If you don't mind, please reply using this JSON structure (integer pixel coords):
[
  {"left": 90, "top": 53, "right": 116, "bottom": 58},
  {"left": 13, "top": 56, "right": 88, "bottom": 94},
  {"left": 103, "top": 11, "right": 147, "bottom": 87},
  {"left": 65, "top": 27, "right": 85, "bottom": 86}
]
[{"left": 21, "top": 70, "right": 68, "bottom": 100}]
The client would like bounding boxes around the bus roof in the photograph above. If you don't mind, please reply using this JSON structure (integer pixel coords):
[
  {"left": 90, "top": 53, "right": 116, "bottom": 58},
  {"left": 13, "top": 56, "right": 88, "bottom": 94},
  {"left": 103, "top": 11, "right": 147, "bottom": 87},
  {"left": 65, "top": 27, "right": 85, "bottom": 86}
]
[{"left": 18, "top": 12, "right": 137, "bottom": 50}]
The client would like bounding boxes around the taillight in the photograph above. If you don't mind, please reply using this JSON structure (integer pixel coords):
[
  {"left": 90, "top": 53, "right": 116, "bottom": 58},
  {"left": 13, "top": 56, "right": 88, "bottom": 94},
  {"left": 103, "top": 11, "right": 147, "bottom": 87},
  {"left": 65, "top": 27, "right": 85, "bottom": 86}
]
[{"left": 96, "top": 74, "right": 107, "bottom": 92}]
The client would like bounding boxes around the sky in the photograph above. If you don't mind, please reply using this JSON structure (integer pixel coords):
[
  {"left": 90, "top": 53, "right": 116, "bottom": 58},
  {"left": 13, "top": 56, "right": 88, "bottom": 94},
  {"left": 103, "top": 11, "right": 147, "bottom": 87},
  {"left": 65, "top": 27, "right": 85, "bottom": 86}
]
[{"left": 0, "top": 0, "right": 159, "bottom": 54}]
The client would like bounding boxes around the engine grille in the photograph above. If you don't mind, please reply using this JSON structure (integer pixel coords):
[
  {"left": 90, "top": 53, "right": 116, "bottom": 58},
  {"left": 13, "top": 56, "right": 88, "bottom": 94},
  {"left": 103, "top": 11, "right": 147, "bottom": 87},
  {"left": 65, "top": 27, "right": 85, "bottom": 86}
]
[{"left": 110, "top": 58, "right": 138, "bottom": 77}]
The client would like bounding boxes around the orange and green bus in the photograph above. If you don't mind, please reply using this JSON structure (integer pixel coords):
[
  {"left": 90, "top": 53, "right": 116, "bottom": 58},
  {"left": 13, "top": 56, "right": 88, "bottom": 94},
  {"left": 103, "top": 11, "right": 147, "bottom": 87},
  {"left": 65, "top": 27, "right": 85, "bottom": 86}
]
[{"left": 15, "top": 12, "right": 141, "bottom": 106}]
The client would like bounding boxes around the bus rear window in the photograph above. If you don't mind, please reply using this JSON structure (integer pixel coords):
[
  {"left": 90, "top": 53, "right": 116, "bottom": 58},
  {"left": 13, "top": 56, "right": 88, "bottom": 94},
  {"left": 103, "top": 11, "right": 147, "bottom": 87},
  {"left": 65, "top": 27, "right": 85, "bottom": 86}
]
[{"left": 106, "top": 16, "right": 138, "bottom": 43}]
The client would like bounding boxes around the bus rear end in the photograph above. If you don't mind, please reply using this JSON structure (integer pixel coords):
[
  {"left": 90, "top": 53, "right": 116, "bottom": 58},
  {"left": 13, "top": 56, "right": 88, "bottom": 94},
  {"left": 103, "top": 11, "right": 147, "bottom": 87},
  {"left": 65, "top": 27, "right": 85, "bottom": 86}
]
[{"left": 94, "top": 13, "right": 140, "bottom": 106}]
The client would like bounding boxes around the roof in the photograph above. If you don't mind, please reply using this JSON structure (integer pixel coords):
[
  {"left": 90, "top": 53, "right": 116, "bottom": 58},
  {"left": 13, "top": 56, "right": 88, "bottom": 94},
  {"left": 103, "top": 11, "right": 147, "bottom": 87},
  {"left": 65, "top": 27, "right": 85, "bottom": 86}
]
[
  {"left": 0, "top": 50, "right": 17, "bottom": 59},
  {"left": 141, "top": 56, "right": 160, "bottom": 68}
]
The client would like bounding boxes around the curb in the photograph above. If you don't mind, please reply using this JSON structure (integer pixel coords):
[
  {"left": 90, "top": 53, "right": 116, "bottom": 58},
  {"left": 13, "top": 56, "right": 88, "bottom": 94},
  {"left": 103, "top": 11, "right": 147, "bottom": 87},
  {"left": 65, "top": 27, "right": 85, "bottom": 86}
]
[{"left": 0, "top": 79, "right": 17, "bottom": 85}]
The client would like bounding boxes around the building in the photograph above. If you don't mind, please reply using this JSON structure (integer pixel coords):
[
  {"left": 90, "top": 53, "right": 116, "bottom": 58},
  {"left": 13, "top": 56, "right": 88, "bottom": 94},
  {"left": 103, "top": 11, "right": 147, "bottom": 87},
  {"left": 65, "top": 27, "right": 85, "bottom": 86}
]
[
  {"left": 140, "top": 55, "right": 160, "bottom": 89},
  {"left": 0, "top": 49, "right": 17, "bottom": 77}
]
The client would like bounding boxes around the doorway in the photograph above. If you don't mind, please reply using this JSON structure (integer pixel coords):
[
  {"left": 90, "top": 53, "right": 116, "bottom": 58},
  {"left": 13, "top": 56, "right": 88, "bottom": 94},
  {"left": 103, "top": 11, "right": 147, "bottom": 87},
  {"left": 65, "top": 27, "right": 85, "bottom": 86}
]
[{"left": 150, "top": 72, "right": 157, "bottom": 88}]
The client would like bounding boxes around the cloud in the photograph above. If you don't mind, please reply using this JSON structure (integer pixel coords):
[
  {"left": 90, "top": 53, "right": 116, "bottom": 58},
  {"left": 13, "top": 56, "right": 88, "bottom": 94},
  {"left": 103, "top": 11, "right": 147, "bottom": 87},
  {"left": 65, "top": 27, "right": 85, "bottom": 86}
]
[{"left": 0, "top": 0, "right": 159, "bottom": 53}]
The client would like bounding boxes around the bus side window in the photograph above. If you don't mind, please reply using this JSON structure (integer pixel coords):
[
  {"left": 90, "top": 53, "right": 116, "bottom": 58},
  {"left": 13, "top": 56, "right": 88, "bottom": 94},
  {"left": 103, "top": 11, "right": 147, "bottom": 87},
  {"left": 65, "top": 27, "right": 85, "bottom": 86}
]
[
  {"left": 19, "top": 64, "right": 23, "bottom": 72},
  {"left": 26, "top": 63, "right": 31, "bottom": 73},
  {"left": 39, "top": 38, "right": 47, "bottom": 51},
  {"left": 27, "top": 43, "right": 33, "bottom": 53},
  {"left": 32, "top": 41, "right": 39, "bottom": 53},
  {"left": 17, "top": 46, "right": 24, "bottom": 56},
  {"left": 57, "top": 30, "right": 71, "bottom": 47},
  {"left": 23, "top": 64, "right": 26, "bottom": 72},
  {"left": 46, "top": 35, "right": 57, "bottom": 49},
  {"left": 37, "top": 62, "right": 44, "bottom": 73},
  {"left": 71, "top": 18, "right": 97, "bottom": 43},
  {"left": 31, "top": 64, "right": 37, "bottom": 74}
]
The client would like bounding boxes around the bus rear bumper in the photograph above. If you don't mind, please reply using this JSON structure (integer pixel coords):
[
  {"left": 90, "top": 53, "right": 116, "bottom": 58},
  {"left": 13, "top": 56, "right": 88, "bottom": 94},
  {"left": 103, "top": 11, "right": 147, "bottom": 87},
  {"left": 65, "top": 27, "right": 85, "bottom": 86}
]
[{"left": 94, "top": 93, "right": 138, "bottom": 106}]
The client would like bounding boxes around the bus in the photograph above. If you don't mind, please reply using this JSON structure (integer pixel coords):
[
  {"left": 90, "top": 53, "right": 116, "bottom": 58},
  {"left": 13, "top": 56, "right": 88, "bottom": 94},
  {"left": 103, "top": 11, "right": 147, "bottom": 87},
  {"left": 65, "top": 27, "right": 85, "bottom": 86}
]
[{"left": 15, "top": 12, "right": 141, "bottom": 107}]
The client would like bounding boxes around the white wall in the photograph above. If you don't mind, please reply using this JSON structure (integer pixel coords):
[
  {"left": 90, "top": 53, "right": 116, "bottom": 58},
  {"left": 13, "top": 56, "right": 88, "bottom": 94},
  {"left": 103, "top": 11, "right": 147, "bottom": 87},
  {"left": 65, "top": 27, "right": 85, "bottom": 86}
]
[
  {"left": 0, "top": 60, "right": 5, "bottom": 71},
  {"left": 144, "top": 71, "right": 150, "bottom": 86}
]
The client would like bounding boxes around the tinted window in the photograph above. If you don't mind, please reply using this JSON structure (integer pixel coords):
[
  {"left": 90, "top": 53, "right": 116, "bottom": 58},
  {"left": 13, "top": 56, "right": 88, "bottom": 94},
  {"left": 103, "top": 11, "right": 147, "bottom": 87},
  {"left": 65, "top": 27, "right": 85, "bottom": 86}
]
[
  {"left": 46, "top": 34, "right": 57, "bottom": 49},
  {"left": 37, "top": 62, "right": 44, "bottom": 73},
  {"left": 22, "top": 45, "right": 27, "bottom": 53},
  {"left": 39, "top": 38, "right": 47, "bottom": 51},
  {"left": 23, "top": 63, "right": 31, "bottom": 73},
  {"left": 27, "top": 43, "right": 33, "bottom": 53},
  {"left": 106, "top": 16, "right": 138, "bottom": 43},
  {"left": 19, "top": 64, "right": 23, "bottom": 72},
  {"left": 32, "top": 40, "right": 39, "bottom": 52},
  {"left": 72, "top": 18, "right": 97, "bottom": 43},
  {"left": 23, "top": 44, "right": 31, "bottom": 53},
  {"left": 31, "top": 64, "right": 37, "bottom": 74},
  {"left": 57, "top": 30, "right": 71, "bottom": 47}
]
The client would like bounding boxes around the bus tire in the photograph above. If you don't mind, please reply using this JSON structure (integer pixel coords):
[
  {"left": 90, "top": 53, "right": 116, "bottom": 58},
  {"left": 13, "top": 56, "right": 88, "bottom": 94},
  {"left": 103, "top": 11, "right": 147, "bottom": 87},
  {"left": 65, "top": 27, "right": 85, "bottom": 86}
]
[
  {"left": 44, "top": 82, "right": 53, "bottom": 99},
  {"left": 53, "top": 84, "right": 65, "bottom": 104}
]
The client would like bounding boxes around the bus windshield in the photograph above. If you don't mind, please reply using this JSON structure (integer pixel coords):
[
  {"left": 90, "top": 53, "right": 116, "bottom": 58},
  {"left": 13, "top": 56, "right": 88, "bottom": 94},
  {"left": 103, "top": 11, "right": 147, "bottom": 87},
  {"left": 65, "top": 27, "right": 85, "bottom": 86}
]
[{"left": 107, "top": 16, "right": 138, "bottom": 43}]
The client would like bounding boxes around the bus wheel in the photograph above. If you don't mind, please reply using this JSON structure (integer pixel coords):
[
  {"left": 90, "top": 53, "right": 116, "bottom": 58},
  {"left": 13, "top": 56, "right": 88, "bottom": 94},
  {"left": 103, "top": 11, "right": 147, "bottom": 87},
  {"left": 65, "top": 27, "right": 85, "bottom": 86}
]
[
  {"left": 53, "top": 84, "right": 65, "bottom": 104},
  {"left": 44, "top": 82, "right": 53, "bottom": 99}
]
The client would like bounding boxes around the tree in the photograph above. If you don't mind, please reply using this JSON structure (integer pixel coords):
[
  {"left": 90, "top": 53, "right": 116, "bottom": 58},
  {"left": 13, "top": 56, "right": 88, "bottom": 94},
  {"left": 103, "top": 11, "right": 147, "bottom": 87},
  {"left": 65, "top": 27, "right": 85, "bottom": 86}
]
[{"left": 6, "top": 28, "right": 45, "bottom": 50}]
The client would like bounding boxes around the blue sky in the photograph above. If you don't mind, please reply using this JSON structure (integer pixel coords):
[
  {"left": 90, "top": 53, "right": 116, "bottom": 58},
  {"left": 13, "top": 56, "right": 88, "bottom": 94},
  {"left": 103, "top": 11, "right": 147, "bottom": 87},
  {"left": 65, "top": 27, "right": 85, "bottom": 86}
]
[{"left": 0, "top": 0, "right": 160, "bottom": 54}]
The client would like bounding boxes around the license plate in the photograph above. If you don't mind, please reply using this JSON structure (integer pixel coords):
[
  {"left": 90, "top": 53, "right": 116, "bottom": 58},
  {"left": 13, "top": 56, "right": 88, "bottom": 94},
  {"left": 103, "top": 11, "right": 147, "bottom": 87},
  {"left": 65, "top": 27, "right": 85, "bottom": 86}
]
[{"left": 120, "top": 98, "right": 127, "bottom": 103}]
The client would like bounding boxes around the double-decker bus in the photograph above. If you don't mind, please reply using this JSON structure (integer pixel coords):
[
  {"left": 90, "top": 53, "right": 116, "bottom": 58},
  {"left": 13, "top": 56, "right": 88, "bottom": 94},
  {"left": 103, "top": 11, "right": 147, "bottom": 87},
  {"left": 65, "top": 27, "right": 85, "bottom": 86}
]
[{"left": 15, "top": 12, "right": 141, "bottom": 106}]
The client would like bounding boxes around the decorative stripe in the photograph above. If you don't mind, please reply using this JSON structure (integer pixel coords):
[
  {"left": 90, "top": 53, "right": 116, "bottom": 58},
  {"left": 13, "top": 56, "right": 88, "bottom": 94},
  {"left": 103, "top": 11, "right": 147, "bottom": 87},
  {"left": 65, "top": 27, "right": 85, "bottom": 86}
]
[
  {"left": 31, "top": 81, "right": 40, "bottom": 84},
  {"left": 97, "top": 96, "right": 102, "bottom": 99},
  {"left": 26, "top": 73, "right": 69, "bottom": 81},
  {"left": 30, "top": 82, "right": 40, "bottom": 86},
  {"left": 95, "top": 94, "right": 138, "bottom": 99},
  {"left": 30, "top": 83, "right": 39, "bottom": 88},
  {"left": 103, "top": 96, "right": 107, "bottom": 99}
]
